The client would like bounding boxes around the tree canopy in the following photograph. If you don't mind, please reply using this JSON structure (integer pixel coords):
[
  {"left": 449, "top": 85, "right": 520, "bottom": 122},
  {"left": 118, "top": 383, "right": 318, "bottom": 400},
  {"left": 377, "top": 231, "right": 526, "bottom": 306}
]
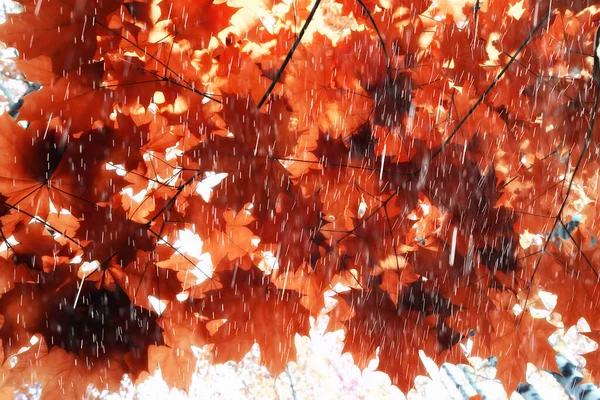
[{"left": 0, "top": 0, "right": 600, "bottom": 397}]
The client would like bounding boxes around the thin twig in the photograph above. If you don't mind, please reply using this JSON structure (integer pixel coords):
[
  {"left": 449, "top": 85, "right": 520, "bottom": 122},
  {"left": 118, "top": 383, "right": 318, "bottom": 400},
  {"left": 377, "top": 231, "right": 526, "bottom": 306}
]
[
  {"left": 355, "top": 0, "right": 391, "bottom": 69},
  {"left": 420, "top": 10, "right": 552, "bottom": 173},
  {"left": 522, "top": 23, "right": 600, "bottom": 316},
  {"left": 257, "top": 0, "right": 322, "bottom": 109}
]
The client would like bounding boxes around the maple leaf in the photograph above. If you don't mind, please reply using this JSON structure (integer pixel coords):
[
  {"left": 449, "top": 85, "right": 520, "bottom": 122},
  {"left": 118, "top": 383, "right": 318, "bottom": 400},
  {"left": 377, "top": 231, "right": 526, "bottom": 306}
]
[
  {"left": 11, "top": 221, "right": 73, "bottom": 272},
  {"left": 532, "top": 240, "right": 600, "bottom": 330},
  {"left": 282, "top": 40, "right": 374, "bottom": 140},
  {"left": 257, "top": 190, "right": 322, "bottom": 276},
  {"left": 76, "top": 206, "right": 154, "bottom": 268},
  {"left": 141, "top": 345, "right": 197, "bottom": 391},
  {"left": 477, "top": 310, "right": 558, "bottom": 392},
  {"left": 221, "top": 207, "right": 260, "bottom": 260},
  {"left": 0, "top": 0, "right": 121, "bottom": 74},
  {"left": 0, "top": 281, "right": 164, "bottom": 366},
  {"left": 331, "top": 285, "right": 462, "bottom": 392},
  {"left": 156, "top": 0, "right": 238, "bottom": 49},
  {"left": 200, "top": 268, "right": 311, "bottom": 373},
  {"left": 110, "top": 250, "right": 183, "bottom": 312},
  {"left": 182, "top": 94, "right": 294, "bottom": 225},
  {"left": 0, "top": 113, "right": 142, "bottom": 220},
  {"left": 8, "top": 347, "right": 126, "bottom": 400}
]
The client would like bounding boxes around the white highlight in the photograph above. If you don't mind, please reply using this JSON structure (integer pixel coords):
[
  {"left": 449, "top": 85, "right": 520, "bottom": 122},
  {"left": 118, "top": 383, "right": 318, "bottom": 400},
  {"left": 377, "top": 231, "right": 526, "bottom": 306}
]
[
  {"left": 195, "top": 172, "right": 228, "bottom": 203},
  {"left": 357, "top": 200, "right": 367, "bottom": 219},
  {"left": 449, "top": 227, "right": 458, "bottom": 267},
  {"left": 148, "top": 295, "right": 167, "bottom": 315}
]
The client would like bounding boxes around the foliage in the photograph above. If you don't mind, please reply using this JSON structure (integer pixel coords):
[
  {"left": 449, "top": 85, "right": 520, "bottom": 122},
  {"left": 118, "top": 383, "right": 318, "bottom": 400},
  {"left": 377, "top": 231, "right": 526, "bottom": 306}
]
[
  {"left": 16, "top": 312, "right": 600, "bottom": 399},
  {"left": 1, "top": 0, "right": 600, "bottom": 397}
]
